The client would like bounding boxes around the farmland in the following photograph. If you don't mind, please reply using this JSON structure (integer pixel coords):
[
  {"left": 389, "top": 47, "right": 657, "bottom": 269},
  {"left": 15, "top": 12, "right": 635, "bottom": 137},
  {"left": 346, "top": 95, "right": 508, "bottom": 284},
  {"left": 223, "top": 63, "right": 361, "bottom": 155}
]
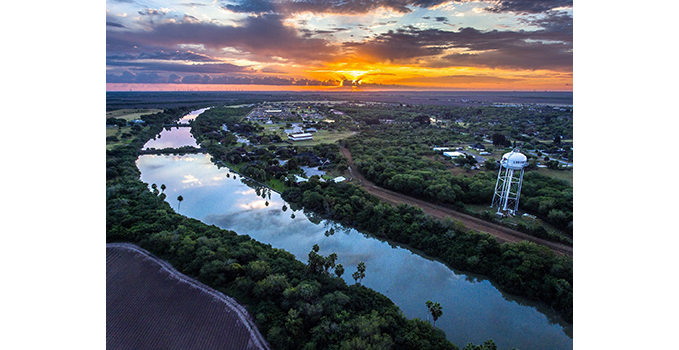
[{"left": 107, "top": 243, "right": 269, "bottom": 350}]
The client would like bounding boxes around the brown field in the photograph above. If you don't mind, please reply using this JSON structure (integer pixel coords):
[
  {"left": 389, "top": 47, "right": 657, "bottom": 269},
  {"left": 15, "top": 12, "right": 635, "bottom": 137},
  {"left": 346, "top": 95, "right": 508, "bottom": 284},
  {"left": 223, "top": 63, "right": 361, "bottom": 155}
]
[{"left": 107, "top": 243, "right": 270, "bottom": 350}]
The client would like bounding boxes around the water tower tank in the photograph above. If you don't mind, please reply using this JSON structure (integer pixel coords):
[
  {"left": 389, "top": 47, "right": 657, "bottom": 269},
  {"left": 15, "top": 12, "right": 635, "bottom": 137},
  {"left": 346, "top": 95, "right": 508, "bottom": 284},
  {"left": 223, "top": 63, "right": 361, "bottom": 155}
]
[
  {"left": 500, "top": 151, "right": 528, "bottom": 170},
  {"left": 491, "top": 150, "right": 528, "bottom": 215}
]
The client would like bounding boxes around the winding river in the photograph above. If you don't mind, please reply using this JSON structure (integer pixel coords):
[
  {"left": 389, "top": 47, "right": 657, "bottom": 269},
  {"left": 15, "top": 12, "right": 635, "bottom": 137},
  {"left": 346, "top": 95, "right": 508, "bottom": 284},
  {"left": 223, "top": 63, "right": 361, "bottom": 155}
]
[{"left": 135, "top": 109, "right": 573, "bottom": 350}]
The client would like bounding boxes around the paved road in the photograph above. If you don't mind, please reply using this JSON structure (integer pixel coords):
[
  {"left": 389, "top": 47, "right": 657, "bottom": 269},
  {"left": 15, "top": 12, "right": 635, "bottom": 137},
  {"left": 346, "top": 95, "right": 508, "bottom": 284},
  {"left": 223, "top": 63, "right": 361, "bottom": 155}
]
[{"left": 340, "top": 147, "right": 573, "bottom": 257}]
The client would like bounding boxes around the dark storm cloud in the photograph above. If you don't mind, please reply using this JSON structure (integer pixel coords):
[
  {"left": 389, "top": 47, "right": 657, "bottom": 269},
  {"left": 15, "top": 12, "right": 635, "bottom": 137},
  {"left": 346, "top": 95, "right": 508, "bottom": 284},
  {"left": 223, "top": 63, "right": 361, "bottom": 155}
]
[
  {"left": 106, "top": 14, "right": 336, "bottom": 63},
  {"left": 349, "top": 26, "right": 572, "bottom": 71}
]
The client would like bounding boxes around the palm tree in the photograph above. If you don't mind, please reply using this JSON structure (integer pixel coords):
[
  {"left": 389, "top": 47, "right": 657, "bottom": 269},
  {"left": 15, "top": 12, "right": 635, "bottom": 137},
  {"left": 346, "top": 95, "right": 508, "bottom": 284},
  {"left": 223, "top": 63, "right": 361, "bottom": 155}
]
[
  {"left": 425, "top": 300, "right": 443, "bottom": 327},
  {"left": 177, "top": 195, "right": 183, "bottom": 211}
]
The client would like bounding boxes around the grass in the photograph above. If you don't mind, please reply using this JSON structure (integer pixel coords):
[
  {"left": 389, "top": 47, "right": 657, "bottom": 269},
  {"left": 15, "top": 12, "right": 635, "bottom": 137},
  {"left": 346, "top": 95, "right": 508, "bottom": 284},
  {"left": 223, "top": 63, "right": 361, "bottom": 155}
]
[
  {"left": 106, "top": 109, "right": 163, "bottom": 121},
  {"left": 464, "top": 203, "right": 570, "bottom": 240},
  {"left": 106, "top": 126, "right": 136, "bottom": 150},
  {"left": 534, "top": 167, "right": 573, "bottom": 186},
  {"left": 106, "top": 109, "right": 163, "bottom": 150}
]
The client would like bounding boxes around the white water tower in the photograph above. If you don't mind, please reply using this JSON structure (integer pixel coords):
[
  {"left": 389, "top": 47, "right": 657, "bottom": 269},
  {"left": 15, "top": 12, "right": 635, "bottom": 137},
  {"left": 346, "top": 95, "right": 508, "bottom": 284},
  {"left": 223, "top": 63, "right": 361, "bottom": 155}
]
[{"left": 491, "top": 150, "right": 528, "bottom": 215}]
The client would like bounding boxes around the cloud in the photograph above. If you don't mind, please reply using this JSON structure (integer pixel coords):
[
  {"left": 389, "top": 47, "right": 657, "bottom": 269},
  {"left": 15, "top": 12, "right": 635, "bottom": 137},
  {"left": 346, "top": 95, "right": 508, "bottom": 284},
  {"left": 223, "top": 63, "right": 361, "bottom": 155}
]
[
  {"left": 106, "top": 21, "right": 127, "bottom": 28},
  {"left": 349, "top": 26, "right": 572, "bottom": 71},
  {"left": 137, "top": 8, "right": 171, "bottom": 16},
  {"left": 107, "top": 71, "right": 166, "bottom": 83},
  {"left": 107, "top": 70, "right": 340, "bottom": 86},
  {"left": 219, "top": 0, "right": 452, "bottom": 15},
  {"left": 106, "top": 14, "right": 338, "bottom": 64},
  {"left": 107, "top": 51, "right": 219, "bottom": 63},
  {"left": 220, "top": 0, "right": 571, "bottom": 16},
  {"left": 180, "top": 2, "right": 208, "bottom": 7},
  {"left": 484, "top": 0, "right": 573, "bottom": 14}
]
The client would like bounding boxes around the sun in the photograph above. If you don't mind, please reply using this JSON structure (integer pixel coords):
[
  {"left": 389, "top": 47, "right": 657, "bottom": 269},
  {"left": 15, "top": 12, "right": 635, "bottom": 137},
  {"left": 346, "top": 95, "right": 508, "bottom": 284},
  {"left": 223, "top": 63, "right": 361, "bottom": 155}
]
[{"left": 339, "top": 70, "right": 368, "bottom": 82}]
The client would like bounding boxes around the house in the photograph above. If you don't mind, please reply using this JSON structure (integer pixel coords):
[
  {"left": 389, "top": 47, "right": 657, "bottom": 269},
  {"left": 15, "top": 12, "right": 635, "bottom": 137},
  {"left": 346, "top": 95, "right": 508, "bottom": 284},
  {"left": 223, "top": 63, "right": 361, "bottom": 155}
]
[
  {"left": 288, "top": 133, "right": 314, "bottom": 141},
  {"left": 332, "top": 176, "right": 346, "bottom": 183},
  {"left": 468, "top": 143, "right": 486, "bottom": 151},
  {"left": 433, "top": 147, "right": 452, "bottom": 152}
]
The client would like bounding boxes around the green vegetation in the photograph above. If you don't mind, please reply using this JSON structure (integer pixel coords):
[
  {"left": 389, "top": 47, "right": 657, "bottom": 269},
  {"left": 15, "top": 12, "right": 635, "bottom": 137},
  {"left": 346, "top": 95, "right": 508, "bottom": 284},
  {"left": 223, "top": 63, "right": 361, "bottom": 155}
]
[
  {"left": 106, "top": 101, "right": 573, "bottom": 348},
  {"left": 343, "top": 124, "right": 573, "bottom": 236},
  {"left": 426, "top": 301, "right": 443, "bottom": 327},
  {"left": 281, "top": 179, "right": 573, "bottom": 323},
  {"left": 107, "top": 108, "right": 470, "bottom": 350}
]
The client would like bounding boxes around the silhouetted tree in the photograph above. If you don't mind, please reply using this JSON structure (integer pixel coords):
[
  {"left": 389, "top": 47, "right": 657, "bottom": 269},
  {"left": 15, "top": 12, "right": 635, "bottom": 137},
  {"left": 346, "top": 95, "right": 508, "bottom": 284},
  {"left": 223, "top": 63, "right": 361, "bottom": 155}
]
[
  {"left": 352, "top": 262, "right": 366, "bottom": 284},
  {"left": 426, "top": 300, "right": 443, "bottom": 327}
]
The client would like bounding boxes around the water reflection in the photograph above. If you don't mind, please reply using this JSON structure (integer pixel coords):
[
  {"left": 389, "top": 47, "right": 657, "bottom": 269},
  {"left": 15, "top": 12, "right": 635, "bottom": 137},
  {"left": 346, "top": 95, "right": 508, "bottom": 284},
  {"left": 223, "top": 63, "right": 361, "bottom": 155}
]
[
  {"left": 136, "top": 153, "right": 573, "bottom": 350},
  {"left": 142, "top": 108, "right": 210, "bottom": 150}
]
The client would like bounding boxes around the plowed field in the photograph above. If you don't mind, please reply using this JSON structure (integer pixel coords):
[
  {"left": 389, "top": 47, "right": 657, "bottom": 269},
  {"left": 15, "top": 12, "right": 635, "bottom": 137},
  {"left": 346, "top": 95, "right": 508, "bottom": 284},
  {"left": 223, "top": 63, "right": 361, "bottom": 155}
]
[{"left": 107, "top": 243, "right": 269, "bottom": 350}]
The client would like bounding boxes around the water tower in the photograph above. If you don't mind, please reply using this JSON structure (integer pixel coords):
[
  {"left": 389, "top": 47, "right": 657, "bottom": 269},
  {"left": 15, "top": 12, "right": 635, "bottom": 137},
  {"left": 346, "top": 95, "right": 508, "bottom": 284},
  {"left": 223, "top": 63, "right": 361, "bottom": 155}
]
[{"left": 491, "top": 149, "right": 528, "bottom": 215}]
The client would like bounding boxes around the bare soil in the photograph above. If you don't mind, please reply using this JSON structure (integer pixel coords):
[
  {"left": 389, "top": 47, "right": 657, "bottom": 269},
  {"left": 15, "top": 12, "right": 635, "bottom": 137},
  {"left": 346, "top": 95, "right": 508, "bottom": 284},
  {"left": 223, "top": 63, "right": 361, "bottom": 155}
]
[
  {"left": 340, "top": 147, "right": 573, "bottom": 257},
  {"left": 107, "top": 243, "right": 270, "bottom": 350}
]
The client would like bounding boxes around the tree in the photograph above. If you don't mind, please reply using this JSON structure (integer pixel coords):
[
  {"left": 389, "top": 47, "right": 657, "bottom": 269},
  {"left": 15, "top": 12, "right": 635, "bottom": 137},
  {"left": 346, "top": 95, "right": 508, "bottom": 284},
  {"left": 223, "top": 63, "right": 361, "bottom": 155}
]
[
  {"left": 426, "top": 300, "right": 443, "bottom": 327},
  {"left": 177, "top": 195, "right": 184, "bottom": 210},
  {"left": 492, "top": 133, "right": 510, "bottom": 147},
  {"left": 160, "top": 184, "right": 166, "bottom": 193},
  {"left": 335, "top": 263, "right": 345, "bottom": 278},
  {"left": 352, "top": 262, "right": 366, "bottom": 284}
]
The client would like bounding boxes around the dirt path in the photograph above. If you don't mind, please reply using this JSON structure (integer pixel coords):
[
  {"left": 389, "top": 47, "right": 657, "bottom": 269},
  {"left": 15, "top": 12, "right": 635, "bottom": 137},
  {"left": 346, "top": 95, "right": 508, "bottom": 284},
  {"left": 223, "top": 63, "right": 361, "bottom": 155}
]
[{"left": 340, "top": 147, "right": 573, "bottom": 257}]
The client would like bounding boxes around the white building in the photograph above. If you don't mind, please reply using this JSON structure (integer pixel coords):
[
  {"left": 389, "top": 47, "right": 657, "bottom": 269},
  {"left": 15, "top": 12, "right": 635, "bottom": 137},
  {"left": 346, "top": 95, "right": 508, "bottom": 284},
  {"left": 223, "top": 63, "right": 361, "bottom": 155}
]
[
  {"left": 443, "top": 151, "right": 464, "bottom": 158},
  {"left": 288, "top": 133, "right": 314, "bottom": 141}
]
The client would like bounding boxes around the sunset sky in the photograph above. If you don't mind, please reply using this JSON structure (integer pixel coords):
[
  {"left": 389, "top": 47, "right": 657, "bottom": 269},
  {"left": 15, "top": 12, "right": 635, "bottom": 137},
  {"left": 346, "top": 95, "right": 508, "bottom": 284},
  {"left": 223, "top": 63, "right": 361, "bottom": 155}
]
[{"left": 106, "top": 0, "right": 573, "bottom": 91}]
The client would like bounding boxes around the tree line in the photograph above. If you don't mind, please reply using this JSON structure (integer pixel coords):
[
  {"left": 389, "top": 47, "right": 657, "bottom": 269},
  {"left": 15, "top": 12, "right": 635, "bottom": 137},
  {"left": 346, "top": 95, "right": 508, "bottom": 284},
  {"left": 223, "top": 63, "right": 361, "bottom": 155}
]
[{"left": 281, "top": 178, "right": 573, "bottom": 323}]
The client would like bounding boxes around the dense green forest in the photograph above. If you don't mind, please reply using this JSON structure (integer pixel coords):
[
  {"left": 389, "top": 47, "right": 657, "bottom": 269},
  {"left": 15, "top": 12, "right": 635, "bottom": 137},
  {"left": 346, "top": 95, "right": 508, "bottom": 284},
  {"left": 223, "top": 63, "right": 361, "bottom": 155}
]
[
  {"left": 281, "top": 178, "right": 573, "bottom": 323},
  {"left": 106, "top": 107, "right": 482, "bottom": 350}
]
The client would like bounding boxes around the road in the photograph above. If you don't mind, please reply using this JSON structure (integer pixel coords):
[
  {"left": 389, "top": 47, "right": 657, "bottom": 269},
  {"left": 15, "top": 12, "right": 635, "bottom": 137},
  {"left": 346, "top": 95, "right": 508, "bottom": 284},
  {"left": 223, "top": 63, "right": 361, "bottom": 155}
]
[{"left": 340, "top": 147, "right": 573, "bottom": 257}]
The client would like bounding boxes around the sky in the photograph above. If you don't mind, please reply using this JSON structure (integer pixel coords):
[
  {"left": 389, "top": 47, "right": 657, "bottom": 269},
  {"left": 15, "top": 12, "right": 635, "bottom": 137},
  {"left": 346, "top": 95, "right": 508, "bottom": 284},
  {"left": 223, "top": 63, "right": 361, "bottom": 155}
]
[{"left": 106, "top": 0, "right": 573, "bottom": 91}]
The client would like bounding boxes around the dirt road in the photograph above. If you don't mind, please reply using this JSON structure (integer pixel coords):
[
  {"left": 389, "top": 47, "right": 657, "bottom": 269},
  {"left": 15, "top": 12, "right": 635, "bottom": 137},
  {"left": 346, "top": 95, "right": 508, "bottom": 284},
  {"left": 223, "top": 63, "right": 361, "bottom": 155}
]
[{"left": 340, "top": 147, "right": 573, "bottom": 257}]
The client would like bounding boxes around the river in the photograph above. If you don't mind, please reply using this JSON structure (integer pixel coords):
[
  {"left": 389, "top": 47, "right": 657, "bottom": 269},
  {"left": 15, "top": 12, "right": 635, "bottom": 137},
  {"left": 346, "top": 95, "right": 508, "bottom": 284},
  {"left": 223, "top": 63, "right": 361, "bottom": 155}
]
[{"left": 135, "top": 109, "right": 573, "bottom": 350}]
